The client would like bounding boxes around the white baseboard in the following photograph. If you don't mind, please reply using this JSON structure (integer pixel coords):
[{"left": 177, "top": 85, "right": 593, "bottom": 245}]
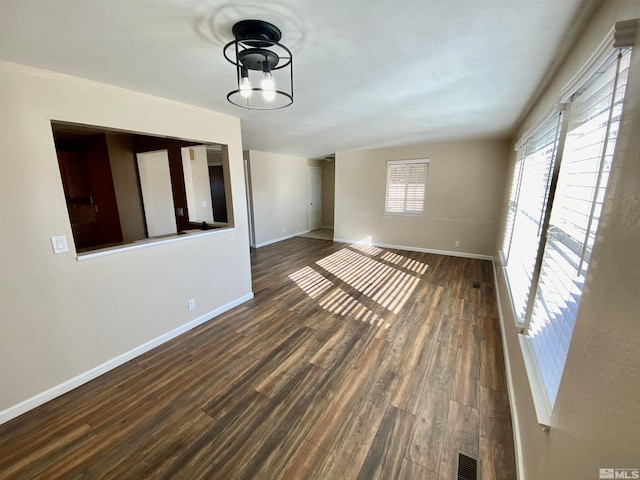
[
  {"left": 254, "top": 230, "right": 310, "bottom": 248},
  {"left": 332, "top": 237, "right": 494, "bottom": 261},
  {"left": 492, "top": 260, "right": 525, "bottom": 480},
  {"left": 0, "top": 292, "right": 254, "bottom": 426}
]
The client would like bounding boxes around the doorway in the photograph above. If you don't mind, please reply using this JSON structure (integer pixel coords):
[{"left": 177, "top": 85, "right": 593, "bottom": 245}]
[{"left": 308, "top": 166, "right": 322, "bottom": 231}]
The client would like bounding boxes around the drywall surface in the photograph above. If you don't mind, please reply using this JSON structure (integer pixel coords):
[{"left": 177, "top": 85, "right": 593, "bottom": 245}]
[
  {"left": 494, "top": 2, "right": 640, "bottom": 478},
  {"left": 0, "top": 61, "right": 252, "bottom": 415},
  {"left": 334, "top": 140, "right": 509, "bottom": 256},
  {"left": 246, "top": 150, "right": 311, "bottom": 246}
]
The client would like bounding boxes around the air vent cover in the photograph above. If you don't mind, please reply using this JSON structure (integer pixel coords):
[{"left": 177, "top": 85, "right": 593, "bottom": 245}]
[{"left": 456, "top": 452, "right": 479, "bottom": 480}]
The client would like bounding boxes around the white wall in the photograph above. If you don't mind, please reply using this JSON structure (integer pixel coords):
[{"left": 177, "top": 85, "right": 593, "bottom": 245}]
[
  {"left": 494, "top": 2, "right": 640, "bottom": 479},
  {"left": 334, "top": 140, "right": 509, "bottom": 257},
  {"left": 246, "top": 150, "right": 311, "bottom": 246},
  {"left": 0, "top": 61, "right": 252, "bottom": 419}
]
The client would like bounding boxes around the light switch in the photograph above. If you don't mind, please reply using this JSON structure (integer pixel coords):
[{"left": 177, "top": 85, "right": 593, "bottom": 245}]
[
  {"left": 51, "top": 235, "right": 69, "bottom": 254},
  {"left": 202, "top": 200, "right": 207, "bottom": 208}
]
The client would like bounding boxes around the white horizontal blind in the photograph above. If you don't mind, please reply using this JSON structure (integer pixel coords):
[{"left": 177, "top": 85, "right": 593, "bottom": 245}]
[
  {"left": 505, "top": 113, "right": 561, "bottom": 322},
  {"left": 500, "top": 149, "right": 525, "bottom": 264},
  {"left": 385, "top": 161, "right": 428, "bottom": 215},
  {"left": 528, "top": 49, "right": 630, "bottom": 406}
]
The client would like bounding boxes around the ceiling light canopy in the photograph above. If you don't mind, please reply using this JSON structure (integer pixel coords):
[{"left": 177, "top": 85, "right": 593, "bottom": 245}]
[{"left": 224, "top": 20, "right": 293, "bottom": 110}]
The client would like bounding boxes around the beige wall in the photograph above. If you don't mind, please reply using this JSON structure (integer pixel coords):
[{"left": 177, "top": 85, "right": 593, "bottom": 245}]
[
  {"left": 334, "top": 140, "right": 509, "bottom": 257},
  {"left": 322, "top": 160, "right": 335, "bottom": 228},
  {"left": 0, "top": 61, "right": 252, "bottom": 417},
  {"left": 246, "top": 150, "right": 311, "bottom": 246},
  {"left": 106, "top": 133, "right": 146, "bottom": 242},
  {"left": 494, "top": 2, "right": 640, "bottom": 479}
]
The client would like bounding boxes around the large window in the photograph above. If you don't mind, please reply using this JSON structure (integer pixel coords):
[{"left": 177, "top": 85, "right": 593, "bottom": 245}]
[
  {"left": 384, "top": 159, "right": 429, "bottom": 215},
  {"left": 501, "top": 46, "right": 632, "bottom": 419},
  {"left": 527, "top": 49, "right": 631, "bottom": 408}
]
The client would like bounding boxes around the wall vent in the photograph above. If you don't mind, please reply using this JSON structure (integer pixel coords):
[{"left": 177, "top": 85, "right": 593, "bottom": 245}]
[{"left": 456, "top": 452, "right": 479, "bottom": 480}]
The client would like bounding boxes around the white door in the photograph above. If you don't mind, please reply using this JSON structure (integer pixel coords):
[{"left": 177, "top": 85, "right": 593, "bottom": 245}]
[
  {"left": 136, "top": 150, "right": 177, "bottom": 237},
  {"left": 308, "top": 166, "right": 322, "bottom": 231}
]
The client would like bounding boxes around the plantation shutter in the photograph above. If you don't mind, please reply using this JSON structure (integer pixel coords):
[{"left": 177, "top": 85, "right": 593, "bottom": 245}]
[{"left": 385, "top": 160, "right": 429, "bottom": 215}]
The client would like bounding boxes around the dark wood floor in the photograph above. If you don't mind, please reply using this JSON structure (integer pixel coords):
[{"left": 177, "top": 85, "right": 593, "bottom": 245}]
[{"left": 0, "top": 237, "right": 516, "bottom": 479}]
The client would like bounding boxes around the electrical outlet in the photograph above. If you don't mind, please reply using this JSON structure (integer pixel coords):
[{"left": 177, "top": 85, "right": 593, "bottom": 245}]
[
  {"left": 282, "top": 227, "right": 286, "bottom": 233},
  {"left": 455, "top": 240, "right": 461, "bottom": 247},
  {"left": 187, "top": 299, "right": 196, "bottom": 311}
]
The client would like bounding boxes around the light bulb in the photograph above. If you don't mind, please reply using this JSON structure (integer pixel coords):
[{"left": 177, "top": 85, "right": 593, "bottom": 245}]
[
  {"left": 239, "top": 77, "right": 252, "bottom": 98},
  {"left": 261, "top": 72, "right": 275, "bottom": 90},
  {"left": 239, "top": 66, "right": 252, "bottom": 98},
  {"left": 261, "top": 72, "right": 275, "bottom": 101}
]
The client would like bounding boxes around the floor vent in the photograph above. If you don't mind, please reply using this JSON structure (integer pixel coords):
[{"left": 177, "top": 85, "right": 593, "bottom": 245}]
[
  {"left": 456, "top": 452, "right": 479, "bottom": 480},
  {"left": 472, "top": 282, "right": 481, "bottom": 289}
]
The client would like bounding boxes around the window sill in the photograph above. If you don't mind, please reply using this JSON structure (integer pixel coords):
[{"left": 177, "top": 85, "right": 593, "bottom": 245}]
[
  {"left": 498, "top": 266, "right": 549, "bottom": 429},
  {"left": 76, "top": 226, "right": 235, "bottom": 261},
  {"left": 498, "top": 265, "right": 527, "bottom": 331},
  {"left": 383, "top": 212, "right": 425, "bottom": 217},
  {"left": 518, "top": 334, "right": 552, "bottom": 431}
]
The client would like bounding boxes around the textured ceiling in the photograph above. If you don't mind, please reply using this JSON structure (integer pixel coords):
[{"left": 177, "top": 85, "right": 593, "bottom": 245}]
[{"left": 0, "top": 0, "right": 586, "bottom": 157}]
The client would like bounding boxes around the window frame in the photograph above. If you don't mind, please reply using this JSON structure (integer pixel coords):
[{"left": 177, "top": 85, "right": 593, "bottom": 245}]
[
  {"left": 499, "top": 26, "right": 635, "bottom": 429},
  {"left": 524, "top": 48, "right": 631, "bottom": 417}
]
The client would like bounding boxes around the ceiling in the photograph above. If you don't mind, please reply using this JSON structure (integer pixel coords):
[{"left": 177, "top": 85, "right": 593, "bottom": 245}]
[{"left": 0, "top": 0, "right": 588, "bottom": 158}]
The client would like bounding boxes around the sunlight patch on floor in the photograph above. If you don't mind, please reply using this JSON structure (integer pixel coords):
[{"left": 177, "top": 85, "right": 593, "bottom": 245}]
[
  {"left": 288, "top": 242, "right": 429, "bottom": 327},
  {"left": 289, "top": 266, "right": 332, "bottom": 299},
  {"left": 380, "top": 251, "right": 429, "bottom": 274}
]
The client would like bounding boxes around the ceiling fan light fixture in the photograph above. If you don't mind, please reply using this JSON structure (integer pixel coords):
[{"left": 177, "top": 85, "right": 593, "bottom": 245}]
[{"left": 223, "top": 19, "right": 293, "bottom": 110}]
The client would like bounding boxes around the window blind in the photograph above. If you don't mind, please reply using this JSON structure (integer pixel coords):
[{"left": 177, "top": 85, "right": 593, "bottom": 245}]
[
  {"left": 527, "top": 49, "right": 631, "bottom": 406},
  {"left": 500, "top": 149, "right": 524, "bottom": 265},
  {"left": 504, "top": 113, "right": 562, "bottom": 322},
  {"left": 385, "top": 161, "right": 429, "bottom": 215}
]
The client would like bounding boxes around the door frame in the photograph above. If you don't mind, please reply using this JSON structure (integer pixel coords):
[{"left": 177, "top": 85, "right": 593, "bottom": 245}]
[{"left": 308, "top": 166, "right": 323, "bottom": 231}]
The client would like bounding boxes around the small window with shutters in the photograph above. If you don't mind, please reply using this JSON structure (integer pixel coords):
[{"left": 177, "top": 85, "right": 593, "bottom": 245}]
[{"left": 384, "top": 159, "right": 429, "bottom": 215}]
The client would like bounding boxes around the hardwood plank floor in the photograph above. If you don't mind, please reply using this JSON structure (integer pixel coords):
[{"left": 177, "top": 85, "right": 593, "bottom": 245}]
[{"left": 0, "top": 237, "right": 516, "bottom": 479}]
